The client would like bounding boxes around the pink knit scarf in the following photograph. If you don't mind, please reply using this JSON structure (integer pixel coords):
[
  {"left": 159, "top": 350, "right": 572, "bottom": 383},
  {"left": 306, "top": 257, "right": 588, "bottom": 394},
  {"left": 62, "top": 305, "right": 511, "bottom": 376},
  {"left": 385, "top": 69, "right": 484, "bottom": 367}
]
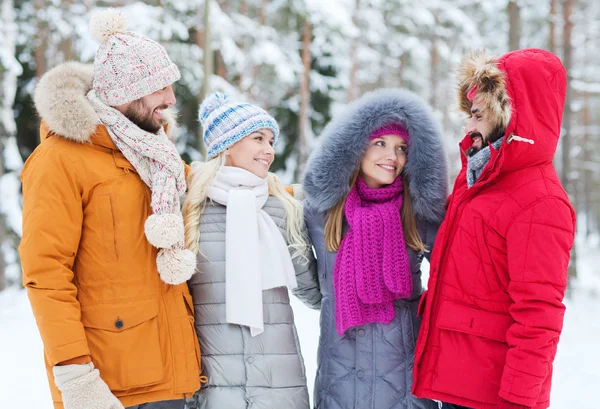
[{"left": 334, "top": 176, "right": 412, "bottom": 335}]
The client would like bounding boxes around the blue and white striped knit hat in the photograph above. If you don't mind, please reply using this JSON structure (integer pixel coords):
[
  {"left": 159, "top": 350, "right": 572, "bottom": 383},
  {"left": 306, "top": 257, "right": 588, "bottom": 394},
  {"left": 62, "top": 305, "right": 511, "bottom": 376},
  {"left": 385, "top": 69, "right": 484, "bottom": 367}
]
[{"left": 199, "top": 93, "right": 280, "bottom": 159}]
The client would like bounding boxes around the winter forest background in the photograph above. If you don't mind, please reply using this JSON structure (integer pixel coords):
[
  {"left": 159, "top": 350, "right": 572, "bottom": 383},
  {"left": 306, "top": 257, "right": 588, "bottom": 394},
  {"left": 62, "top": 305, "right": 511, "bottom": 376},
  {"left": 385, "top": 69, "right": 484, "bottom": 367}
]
[{"left": 1, "top": 0, "right": 599, "bottom": 407}]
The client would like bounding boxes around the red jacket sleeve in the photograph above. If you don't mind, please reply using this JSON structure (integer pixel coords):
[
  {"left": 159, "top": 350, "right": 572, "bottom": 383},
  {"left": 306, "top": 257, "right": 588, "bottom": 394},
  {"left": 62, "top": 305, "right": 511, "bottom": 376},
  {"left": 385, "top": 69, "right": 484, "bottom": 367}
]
[
  {"left": 19, "top": 144, "right": 90, "bottom": 366},
  {"left": 500, "top": 197, "right": 575, "bottom": 407}
]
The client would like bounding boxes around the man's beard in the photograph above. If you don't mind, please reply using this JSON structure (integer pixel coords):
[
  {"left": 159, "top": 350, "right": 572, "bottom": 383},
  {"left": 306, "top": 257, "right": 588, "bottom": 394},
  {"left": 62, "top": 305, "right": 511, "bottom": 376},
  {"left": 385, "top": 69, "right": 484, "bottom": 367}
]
[
  {"left": 124, "top": 100, "right": 165, "bottom": 134},
  {"left": 466, "top": 125, "right": 506, "bottom": 157}
]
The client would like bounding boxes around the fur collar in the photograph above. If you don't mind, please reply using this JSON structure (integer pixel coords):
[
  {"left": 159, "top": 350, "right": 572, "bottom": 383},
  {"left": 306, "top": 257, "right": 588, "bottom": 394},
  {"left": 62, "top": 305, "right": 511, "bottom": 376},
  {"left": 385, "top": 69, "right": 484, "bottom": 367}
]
[
  {"left": 303, "top": 88, "right": 448, "bottom": 224},
  {"left": 34, "top": 62, "right": 179, "bottom": 143}
]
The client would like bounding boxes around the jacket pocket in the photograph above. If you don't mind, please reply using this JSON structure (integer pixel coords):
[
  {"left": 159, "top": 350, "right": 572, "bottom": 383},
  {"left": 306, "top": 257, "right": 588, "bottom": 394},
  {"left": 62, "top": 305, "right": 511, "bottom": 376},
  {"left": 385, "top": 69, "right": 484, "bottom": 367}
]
[
  {"left": 97, "top": 194, "right": 118, "bottom": 262},
  {"left": 431, "top": 299, "right": 514, "bottom": 404},
  {"left": 81, "top": 297, "right": 164, "bottom": 391}
]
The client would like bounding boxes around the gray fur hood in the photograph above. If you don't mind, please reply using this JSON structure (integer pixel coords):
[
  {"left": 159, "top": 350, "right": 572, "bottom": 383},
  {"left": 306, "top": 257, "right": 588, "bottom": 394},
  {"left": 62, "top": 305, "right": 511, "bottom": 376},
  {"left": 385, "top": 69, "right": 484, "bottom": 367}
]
[
  {"left": 303, "top": 88, "right": 448, "bottom": 224},
  {"left": 33, "top": 62, "right": 179, "bottom": 143}
]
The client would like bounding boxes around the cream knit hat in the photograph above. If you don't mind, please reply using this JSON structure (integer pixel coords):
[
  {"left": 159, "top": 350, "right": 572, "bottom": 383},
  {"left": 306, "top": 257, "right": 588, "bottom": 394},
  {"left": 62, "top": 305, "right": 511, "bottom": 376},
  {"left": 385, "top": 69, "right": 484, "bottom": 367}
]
[{"left": 89, "top": 9, "right": 181, "bottom": 106}]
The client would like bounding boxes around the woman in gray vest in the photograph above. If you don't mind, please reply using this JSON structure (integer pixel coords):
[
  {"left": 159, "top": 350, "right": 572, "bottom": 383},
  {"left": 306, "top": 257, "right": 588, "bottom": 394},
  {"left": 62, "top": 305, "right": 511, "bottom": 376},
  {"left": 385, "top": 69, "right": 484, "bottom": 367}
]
[
  {"left": 302, "top": 89, "right": 447, "bottom": 409},
  {"left": 182, "top": 93, "right": 320, "bottom": 409}
]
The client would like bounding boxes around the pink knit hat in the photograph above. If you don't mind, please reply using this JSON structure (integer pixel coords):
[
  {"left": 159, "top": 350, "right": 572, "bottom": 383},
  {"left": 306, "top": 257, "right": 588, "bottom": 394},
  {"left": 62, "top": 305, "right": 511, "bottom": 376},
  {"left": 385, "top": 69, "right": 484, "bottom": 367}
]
[
  {"left": 89, "top": 9, "right": 181, "bottom": 106},
  {"left": 369, "top": 123, "right": 410, "bottom": 142}
]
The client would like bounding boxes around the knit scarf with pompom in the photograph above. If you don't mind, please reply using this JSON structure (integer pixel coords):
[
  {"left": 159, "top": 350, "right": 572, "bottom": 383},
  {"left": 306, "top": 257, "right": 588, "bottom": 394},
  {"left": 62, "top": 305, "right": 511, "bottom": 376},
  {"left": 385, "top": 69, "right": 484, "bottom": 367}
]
[
  {"left": 334, "top": 176, "right": 412, "bottom": 335},
  {"left": 87, "top": 90, "right": 196, "bottom": 285}
]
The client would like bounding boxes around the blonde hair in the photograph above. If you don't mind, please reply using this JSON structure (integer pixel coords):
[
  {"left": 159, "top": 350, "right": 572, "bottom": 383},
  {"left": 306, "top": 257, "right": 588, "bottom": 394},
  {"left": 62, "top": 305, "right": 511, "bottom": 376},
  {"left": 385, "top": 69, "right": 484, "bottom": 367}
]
[
  {"left": 183, "top": 154, "right": 309, "bottom": 259},
  {"left": 324, "top": 170, "right": 425, "bottom": 253}
]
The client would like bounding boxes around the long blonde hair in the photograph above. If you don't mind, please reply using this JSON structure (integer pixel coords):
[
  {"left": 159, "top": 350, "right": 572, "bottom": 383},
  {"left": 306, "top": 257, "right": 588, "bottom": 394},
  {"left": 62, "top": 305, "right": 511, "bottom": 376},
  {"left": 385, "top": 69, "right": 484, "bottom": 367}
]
[
  {"left": 324, "top": 170, "right": 425, "bottom": 253},
  {"left": 183, "top": 153, "right": 309, "bottom": 259}
]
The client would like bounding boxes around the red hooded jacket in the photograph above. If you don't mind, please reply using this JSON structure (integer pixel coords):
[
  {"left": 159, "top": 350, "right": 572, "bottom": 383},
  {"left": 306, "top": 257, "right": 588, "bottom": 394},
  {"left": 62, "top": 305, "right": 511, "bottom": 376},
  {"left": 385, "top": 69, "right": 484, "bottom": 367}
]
[{"left": 412, "top": 49, "right": 576, "bottom": 409}]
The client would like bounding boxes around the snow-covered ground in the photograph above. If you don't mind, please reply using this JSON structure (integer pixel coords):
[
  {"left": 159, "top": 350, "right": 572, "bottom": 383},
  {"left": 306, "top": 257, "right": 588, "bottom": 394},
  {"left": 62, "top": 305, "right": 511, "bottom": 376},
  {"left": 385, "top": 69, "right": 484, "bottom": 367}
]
[{"left": 1, "top": 237, "right": 599, "bottom": 408}]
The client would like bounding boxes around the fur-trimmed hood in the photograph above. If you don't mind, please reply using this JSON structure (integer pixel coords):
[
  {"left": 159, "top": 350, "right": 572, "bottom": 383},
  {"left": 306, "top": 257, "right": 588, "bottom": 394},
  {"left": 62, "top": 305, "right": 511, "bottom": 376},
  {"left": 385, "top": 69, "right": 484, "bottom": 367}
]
[
  {"left": 303, "top": 88, "right": 448, "bottom": 224},
  {"left": 34, "top": 62, "right": 179, "bottom": 144},
  {"left": 457, "top": 48, "right": 566, "bottom": 173},
  {"left": 457, "top": 50, "right": 512, "bottom": 130}
]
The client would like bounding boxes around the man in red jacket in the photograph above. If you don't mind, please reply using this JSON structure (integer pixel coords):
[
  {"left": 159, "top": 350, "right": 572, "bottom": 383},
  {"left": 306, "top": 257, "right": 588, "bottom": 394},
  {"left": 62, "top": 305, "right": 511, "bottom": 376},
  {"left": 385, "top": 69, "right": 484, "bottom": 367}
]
[{"left": 412, "top": 48, "right": 576, "bottom": 409}]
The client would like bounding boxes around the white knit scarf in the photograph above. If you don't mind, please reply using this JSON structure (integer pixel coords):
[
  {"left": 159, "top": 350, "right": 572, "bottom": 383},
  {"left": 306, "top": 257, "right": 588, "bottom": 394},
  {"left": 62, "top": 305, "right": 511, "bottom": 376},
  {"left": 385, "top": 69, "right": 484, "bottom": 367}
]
[
  {"left": 207, "top": 166, "right": 297, "bottom": 336},
  {"left": 87, "top": 90, "right": 196, "bottom": 284}
]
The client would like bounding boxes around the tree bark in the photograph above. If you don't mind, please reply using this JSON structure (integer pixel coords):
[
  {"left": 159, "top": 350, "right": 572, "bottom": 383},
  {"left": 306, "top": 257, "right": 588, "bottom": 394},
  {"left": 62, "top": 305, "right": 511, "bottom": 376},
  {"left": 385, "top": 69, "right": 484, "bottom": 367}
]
[
  {"left": 197, "top": 0, "right": 213, "bottom": 157},
  {"left": 549, "top": 0, "right": 558, "bottom": 54},
  {"left": 348, "top": 0, "right": 361, "bottom": 101},
  {"left": 0, "top": 0, "right": 20, "bottom": 291},
  {"left": 430, "top": 13, "right": 440, "bottom": 110},
  {"left": 562, "top": 0, "right": 577, "bottom": 282},
  {"left": 296, "top": 19, "right": 312, "bottom": 181},
  {"left": 582, "top": 91, "right": 592, "bottom": 238},
  {"left": 34, "top": 0, "right": 47, "bottom": 77},
  {"left": 508, "top": 0, "right": 521, "bottom": 51},
  {"left": 249, "top": 0, "right": 268, "bottom": 102}
]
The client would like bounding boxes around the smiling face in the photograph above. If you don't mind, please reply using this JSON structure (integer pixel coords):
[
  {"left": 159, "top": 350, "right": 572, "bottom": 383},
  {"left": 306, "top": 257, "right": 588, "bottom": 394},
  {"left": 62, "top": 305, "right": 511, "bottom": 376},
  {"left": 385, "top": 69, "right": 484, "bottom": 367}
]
[
  {"left": 114, "top": 85, "right": 176, "bottom": 134},
  {"left": 464, "top": 100, "right": 494, "bottom": 156},
  {"left": 464, "top": 100, "right": 506, "bottom": 156},
  {"left": 359, "top": 134, "right": 408, "bottom": 189},
  {"left": 225, "top": 129, "right": 275, "bottom": 178}
]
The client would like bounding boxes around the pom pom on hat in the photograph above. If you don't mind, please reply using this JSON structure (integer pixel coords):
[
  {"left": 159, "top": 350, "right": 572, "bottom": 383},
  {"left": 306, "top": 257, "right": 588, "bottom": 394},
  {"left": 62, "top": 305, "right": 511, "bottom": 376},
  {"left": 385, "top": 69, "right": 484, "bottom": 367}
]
[
  {"left": 199, "top": 92, "right": 230, "bottom": 121},
  {"left": 89, "top": 8, "right": 128, "bottom": 42},
  {"left": 89, "top": 7, "right": 181, "bottom": 106}
]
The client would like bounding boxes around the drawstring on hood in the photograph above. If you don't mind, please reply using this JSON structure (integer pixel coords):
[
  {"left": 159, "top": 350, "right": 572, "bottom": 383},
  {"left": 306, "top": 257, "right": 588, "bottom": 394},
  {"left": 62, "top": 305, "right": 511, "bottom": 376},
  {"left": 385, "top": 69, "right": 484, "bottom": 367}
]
[{"left": 507, "top": 134, "right": 535, "bottom": 145}]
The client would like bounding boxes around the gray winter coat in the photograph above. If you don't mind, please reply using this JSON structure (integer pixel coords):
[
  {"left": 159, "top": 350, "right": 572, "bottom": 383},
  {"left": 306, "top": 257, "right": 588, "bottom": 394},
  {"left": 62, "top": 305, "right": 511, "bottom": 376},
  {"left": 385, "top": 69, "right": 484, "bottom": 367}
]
[
  {"left": 189, "top": 196, "right": 320, "bottom": 409},
  {"left": 302, "top": 89, "right": 448, "bottom": 409}
]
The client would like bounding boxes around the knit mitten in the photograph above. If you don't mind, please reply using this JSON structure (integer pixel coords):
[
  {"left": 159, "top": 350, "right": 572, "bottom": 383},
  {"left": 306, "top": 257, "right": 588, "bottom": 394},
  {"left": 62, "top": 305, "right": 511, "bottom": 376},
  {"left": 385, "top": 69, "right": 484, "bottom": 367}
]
[
  {"left": 53, "top": 363, "right": 124, "bottom": 409},
  {"left": 496, "top": 398, "right": 532, "bottom": 409}
]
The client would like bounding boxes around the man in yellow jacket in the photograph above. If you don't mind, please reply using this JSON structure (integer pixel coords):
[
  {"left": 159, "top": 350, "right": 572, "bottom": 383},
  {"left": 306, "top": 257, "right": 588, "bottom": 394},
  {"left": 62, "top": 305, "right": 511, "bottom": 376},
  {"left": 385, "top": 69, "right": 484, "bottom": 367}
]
[{"left": 19, "top": 9, "right": 202, "bottom": 409}]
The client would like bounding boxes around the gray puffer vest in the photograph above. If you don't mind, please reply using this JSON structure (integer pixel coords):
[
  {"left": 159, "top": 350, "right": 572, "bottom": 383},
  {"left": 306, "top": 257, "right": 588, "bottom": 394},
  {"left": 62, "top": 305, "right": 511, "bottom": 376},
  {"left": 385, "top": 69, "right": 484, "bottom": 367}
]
[{"left": 189, "top": 196, "right": 320, "bottom": 409}]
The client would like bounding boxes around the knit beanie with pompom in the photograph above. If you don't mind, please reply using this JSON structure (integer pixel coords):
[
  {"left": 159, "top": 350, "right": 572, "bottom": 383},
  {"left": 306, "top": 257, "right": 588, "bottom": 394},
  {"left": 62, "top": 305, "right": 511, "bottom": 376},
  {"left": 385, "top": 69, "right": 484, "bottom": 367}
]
[
  {"left": 199, "top": 93, "right": 280, "bottom": 159},
  {"left": 89, "top": 8, "right": 180, "bottom": 106}
]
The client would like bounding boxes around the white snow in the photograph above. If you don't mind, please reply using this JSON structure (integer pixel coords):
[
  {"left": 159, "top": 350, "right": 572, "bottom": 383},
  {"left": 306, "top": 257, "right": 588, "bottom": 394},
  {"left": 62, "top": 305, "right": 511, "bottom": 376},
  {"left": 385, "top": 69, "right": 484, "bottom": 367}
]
[{"left": 1, "top": 237, "right": 598, "bottom": 408}]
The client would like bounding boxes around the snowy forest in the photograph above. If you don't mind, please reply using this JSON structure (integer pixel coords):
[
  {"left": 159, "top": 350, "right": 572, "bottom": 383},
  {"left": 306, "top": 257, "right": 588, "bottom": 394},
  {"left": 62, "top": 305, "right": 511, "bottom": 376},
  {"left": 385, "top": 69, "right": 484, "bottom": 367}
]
[
  {"left": 1, "top": 0, "right": 599, "bottom": 289},
  {"left": 1, "top": 0, "right": 599, "bottom": 290},
  {"left": 0, "top": 0, "right": 599, "bottom": 407}
]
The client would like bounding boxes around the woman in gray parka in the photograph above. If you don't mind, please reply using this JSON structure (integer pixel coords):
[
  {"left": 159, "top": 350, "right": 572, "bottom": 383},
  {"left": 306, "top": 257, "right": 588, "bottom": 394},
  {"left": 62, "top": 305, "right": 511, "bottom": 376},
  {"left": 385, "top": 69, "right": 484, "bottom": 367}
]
[
  {"left": 301, "top": 89, "right": 447, "bottom": 409},
  {"left": 182, "top": 93, "right": 320, "bottom": 409}
]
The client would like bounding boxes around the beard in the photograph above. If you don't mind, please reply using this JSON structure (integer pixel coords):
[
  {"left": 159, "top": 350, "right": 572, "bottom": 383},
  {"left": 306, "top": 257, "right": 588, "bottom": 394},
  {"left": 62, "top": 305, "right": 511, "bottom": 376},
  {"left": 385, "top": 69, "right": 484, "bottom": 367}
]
[
  {"left": 466, "top": 125, "right": 506, "bottom": 157},
  {"left": 124, "top": 99, "right": 166, "bottom": 134}
]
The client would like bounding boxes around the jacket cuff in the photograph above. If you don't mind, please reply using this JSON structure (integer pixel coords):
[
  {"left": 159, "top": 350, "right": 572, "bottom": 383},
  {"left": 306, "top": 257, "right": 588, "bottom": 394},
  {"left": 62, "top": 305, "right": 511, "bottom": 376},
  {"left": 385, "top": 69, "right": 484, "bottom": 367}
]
[
  {"left": 48, "top": 340, "right": 90, "bottom": 366},
  {"left": 57, "top": 355, "right": 92, "bottom": 365},
  {"left": 497, "top": 398, "right": 532, "bottom": 409}
]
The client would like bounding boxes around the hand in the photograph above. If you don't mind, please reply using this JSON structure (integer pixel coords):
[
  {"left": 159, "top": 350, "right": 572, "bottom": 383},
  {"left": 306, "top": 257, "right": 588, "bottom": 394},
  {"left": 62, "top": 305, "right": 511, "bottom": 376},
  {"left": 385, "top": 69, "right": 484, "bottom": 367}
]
[{"left": 53, "top": 362, "right": 124, "bottom": 409}]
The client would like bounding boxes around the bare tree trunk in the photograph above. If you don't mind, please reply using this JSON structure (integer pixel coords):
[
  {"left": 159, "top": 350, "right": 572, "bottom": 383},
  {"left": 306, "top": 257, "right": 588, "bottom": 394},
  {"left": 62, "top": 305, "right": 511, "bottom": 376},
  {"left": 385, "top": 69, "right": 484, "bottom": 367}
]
[
  {"left": 508, "top": 0, "right": 521, "bottom": 51},
  {"left": 0, "top": 132, "right": 5, "bottom": 291},
  {"left": 562, "top": 0, "right": 577, "bottom": 283},
  {"left": 582, "top": 91, "right": 592, "bottom": 238},
  {"left": 549, "top": 0, "right": 558, "bottom": 54},
  {"left": 197, "top": 0, "right": 213, "bottom": 157},
  {"left": 430, "top": 14, "right": 440, "bottom": 110},
  {"left": 0, "top": 0, "right": 20, "bottom": 291},
  {"left": 249, "top": 0, "right": 268, "bottom": 102},
  {"left": 258, "top": 0, "right": 266, "bottom": 25},
  {"left": 0, "top": 220, "right": 5, "bottom": 291},
  {"left": 348, "top": 0, "right": 361, "bottom": 101},
  {"left": 398, "top": 52, "right": 408, "bottom": 88},
  {"left": 296, "top": 19, "right": 312, "bottom": 181},
  {"left": 35, "top": 0, "right": 47, "bottom": 77}
]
